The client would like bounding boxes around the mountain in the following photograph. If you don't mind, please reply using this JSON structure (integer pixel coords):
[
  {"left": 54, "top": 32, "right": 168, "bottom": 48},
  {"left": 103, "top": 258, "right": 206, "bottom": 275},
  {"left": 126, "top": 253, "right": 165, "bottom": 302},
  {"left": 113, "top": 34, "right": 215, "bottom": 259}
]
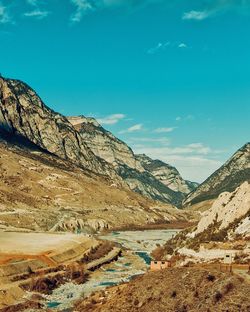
[
  {"left": 0, "top": 125, "right": 188, "bottom": 233},
  {"left": 189, "top": 181, "right": 250, "bottom": 240},
  {"left": 68, "top": 116, "right": 196, "bottom": 207},
  {"left": 183, "top": 143, "right": 250, "bottom": 207},
  {"left": 153, "top": 181, "right": 250, "bottom": 262},
  {"left": 0, "top": 76, "right": 193, "bottom": 231},
  {"left": 136, "top": 154, "right": 198, "bottom": 194},
  {"left": 0, "top": 76, "right": 196, "bottom": 208},
  {"left": 0, "top": 77, "right": 120, "bottom": 183}
]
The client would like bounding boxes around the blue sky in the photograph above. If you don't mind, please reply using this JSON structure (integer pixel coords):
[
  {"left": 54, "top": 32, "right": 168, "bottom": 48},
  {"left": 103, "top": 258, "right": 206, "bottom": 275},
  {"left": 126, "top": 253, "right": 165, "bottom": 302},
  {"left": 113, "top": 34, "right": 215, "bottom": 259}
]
[{"left": 0, "top": 0, "right": 249, "bottom": 182}]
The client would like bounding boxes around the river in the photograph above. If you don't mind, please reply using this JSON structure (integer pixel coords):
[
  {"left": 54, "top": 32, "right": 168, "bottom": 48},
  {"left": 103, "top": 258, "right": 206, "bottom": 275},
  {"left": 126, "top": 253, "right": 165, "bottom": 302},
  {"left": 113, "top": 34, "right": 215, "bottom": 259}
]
[{"left": 45, "top": 229, "right": 179, "bottom": 311}]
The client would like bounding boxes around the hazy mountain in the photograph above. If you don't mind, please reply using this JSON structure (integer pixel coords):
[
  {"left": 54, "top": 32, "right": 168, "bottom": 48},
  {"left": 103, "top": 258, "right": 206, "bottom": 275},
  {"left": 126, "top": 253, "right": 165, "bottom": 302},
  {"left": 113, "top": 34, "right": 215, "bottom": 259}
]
[
  {"left": 136, "top": 154, "right": 198, "bottom": 194},
  {"left": 68, "top": 116, "right": 197, "bottom": 206}
]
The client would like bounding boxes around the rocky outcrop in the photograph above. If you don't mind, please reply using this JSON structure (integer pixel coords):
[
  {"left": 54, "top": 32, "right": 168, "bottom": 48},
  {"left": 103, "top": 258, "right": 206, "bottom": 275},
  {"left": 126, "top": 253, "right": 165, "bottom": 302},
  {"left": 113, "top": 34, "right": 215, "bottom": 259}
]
[
  {"left": 68, "top": 116, "right": 192, "bottom": 206},
  {"left": 51, "top": 217, "right": 110, "bottom": 233},
  {"left": 68, "top": 116, "right": 144, "bottom": 172},
  {"left": 136, "top": 154, "right": 198, "bottom": 194},
  {"left": 188, "top": 181, "right": 250, "bottom": 239},
  {"left": 183, "top": 143, "right": 250, "bottom": 206},
  {"left": 157, "top": 182, "right": 250, "bottom": 261},
  {"left": 0, "top": 78, "right": 120, "bottom": 183}
]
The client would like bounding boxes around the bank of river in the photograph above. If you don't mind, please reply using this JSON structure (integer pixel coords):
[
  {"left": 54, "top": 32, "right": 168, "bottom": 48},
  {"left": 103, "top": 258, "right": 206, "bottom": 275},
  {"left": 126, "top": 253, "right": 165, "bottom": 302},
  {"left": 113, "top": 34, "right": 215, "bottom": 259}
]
[{"left": 45, "top": 229, "right": 179, "bottom": 311}]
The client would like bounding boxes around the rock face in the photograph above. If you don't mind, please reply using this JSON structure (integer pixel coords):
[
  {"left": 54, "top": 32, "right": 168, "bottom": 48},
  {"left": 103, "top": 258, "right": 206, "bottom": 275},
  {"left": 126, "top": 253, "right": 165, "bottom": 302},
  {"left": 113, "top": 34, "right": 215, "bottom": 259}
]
[
  {"left": 68, "top": 116, "right": 144, "bottom": 172},
  {"left": 188, "top": 181, "right": 250, "bottom": 239},
  {"left": 0, "top": 77, "right": 196, "bottom": 207},
  {"left": 136, "top": 154, "right": 198, "bottom": 194},
  {"left": 0, "top": 78, "right": 120, "bottom": 182},
  {"left": 159, "top": 182, "right": 250, "bottom": 261},
  {"left": 68, "top": 116, "right": 195, "bottom": 206},
  {"left": 183, "top": 143, "right": 250, "bottom": 206},
  {"left": 51, "top": 217, "right": 110, "bottom": 233}
]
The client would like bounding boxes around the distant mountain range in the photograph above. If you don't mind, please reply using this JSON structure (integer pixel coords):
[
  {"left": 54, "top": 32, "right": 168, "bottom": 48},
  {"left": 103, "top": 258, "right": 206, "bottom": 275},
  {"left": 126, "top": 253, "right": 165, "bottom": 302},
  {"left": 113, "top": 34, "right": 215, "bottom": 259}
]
[
  {"left": 68, "top": 116, "right": 197, "bottom": 206},
  {"left": 0, "top": 76, "right": 249, "bottom": 216}
]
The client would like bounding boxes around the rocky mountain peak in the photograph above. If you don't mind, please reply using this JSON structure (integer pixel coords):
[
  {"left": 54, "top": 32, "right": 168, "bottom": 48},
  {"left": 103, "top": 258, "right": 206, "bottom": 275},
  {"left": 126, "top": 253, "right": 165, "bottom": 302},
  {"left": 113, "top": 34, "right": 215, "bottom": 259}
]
[
  {"left": 136, "top": 154, "right": 198, "bottom": 194},
  {"left": 183, "top": 142, "right": 250, "bottom": 207},
  {"left": 67, "top": 116, "right": 198, "bottom": 206},
  {"left": 0, "top": 76, "right": 198, "bottom": 207},
  {"left": 68, "top": 115, "right": 100, "bottom": 128},
  {"left": 0, "top": 77, "right": 121, "bottom": 182},
  {"left": 68, "top": 115, "right": 144, "bottom": 172}
]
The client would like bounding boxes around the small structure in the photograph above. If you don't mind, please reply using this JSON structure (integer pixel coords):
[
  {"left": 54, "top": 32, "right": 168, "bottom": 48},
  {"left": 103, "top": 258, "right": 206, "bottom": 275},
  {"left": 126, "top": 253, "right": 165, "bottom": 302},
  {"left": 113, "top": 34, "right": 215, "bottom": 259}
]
[
  {"left": 223, "top": 253, "right": 234, "bottom": 265},
  {"left": 150, "top": 260, "right": 171, "bottom": 271}
]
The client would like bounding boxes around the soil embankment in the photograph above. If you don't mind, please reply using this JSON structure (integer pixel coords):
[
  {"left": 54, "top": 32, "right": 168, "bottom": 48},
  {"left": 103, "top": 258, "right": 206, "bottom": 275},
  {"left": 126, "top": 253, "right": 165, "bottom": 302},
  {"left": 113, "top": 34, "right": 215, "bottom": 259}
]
[{"left": 0, "top": 232, "right": 107, "bottom": 309}]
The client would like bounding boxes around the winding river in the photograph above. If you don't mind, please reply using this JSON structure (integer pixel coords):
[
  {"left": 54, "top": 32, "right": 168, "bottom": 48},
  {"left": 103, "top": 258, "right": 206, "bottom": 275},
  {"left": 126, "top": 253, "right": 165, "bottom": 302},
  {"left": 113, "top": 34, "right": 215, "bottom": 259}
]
[{"left": 45, "top": 229, "right": 179, "bottom": 310}]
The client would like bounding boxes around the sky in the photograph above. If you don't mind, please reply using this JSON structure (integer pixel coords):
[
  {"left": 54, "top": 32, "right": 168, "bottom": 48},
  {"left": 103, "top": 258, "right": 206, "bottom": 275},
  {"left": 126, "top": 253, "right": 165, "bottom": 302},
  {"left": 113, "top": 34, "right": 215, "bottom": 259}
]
[{"left": 0, "top": 0, "right": 249, "bottom": 182}]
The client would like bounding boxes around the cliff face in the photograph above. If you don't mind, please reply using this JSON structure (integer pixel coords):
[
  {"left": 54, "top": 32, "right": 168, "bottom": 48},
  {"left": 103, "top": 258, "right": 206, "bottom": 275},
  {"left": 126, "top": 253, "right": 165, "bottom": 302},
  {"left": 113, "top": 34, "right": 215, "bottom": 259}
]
[
  {"left": 0, "top": 78, "right": 120, "bottom": 183},
  {"left": 68, "top": 116, "right": 195, "bottom": 206},
  {"left": 68, "top": 116, "right": 144, "bottom": 172},
  {"left": 0, "top": 77, "right": 198, "bottom": 208},
  {"left": 183, "top": 143, "right": 250, "bottom": 206},
  {"left": 136, "top": 154, "right": 198, "bottom": 194},
  {"left": 188, "top": 181, "right": 250, "bottom": 239}
]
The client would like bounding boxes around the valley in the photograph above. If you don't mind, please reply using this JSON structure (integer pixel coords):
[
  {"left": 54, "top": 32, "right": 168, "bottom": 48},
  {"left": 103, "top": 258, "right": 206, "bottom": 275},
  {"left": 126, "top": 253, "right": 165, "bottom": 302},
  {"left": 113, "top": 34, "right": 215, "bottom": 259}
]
[{"left": 0, "top": 76, "right": 249, "bottom": 312}]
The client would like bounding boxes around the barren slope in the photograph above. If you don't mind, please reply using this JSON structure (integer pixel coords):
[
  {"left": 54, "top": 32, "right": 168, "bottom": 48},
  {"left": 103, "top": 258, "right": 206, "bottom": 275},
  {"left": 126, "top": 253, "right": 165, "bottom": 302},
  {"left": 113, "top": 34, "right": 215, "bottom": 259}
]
[
  {"left": 0, "top": 138, "right": 186, "bottom": 232},
  {"left": 75, "top": 267, "right": 250, "bottom": 312}
]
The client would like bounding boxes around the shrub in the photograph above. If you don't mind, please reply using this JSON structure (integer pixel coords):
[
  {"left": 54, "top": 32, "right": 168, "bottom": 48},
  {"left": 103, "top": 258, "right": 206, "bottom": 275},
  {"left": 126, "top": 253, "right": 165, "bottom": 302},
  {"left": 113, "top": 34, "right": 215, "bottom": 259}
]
[
  {"left": 214, "top": 291, "right": 223, "bottom": 302},
  {"left": 171, "top": 290, "right": 177, "bottom": 298},
  {"left": 207, "top": 274, "right": 216, "bottom": 282}
]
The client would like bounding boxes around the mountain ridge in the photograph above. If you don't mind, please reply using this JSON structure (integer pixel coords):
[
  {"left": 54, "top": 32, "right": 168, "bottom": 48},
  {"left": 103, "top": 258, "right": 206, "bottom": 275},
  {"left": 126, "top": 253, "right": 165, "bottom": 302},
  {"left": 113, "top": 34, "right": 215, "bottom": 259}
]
[
  {"left": 183, "top": 142, "right": 250, "bottom": 207},
  {"left": 68, "top": 115, "right": 197, "bottom": 206}
]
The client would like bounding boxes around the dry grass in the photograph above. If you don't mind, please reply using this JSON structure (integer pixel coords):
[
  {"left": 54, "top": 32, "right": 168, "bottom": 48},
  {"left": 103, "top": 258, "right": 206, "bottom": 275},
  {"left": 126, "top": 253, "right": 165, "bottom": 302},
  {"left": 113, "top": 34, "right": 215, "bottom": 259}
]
[
  {"left": 74, "top": 267, "right": 250, "bottom": 312},
  {"left": 79, "top": 241, "right": 114, "bottom": 264}
]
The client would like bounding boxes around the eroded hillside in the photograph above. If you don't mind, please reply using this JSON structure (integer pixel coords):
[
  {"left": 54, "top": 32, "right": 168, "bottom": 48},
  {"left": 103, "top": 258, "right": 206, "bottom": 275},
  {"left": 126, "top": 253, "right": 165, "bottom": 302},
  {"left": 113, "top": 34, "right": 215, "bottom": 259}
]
[{"left": 0, "top": 138, "right": 188, "bottom": 232}]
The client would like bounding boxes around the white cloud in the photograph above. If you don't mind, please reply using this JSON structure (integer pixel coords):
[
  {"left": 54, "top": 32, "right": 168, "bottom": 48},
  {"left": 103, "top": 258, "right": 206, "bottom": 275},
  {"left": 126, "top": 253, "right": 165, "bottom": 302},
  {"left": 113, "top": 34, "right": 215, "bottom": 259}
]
[
  {"left": 182, "top": 10, "right": 211, "bottom": 21},
  {"left": 70, "top": 0, "right": 94, "bottom": 23},
  {"left": 120, "top": 124, "right": 143, "bottom": 133},
  {"left": 148, "top": 41, "right": 189, "bottom": 54},
  {"left": 147, "top": 42, "right": 170, "bottom": 54},
  {"left": 24, "top": 10, "right": 49, "bottom": 19},
  {"left": 182, "top": 1, "right": 250, "bottom": 22},
  {"left": 0, "top": 4, "right": 11, "bottom": 24},
  {"left": 178, "top": 43, "right": 188, "bottom": 48},
  {"left": 24, "top": 0, "right": 50, "bottom": 19},
  {"left": 26, "top": 0, "right": 39, "bottom": 5},
  {"left": 97, "top": 114, "right": 126, "bottom": 125},
  {"left": 175, "top": 115, "right": 195, "bottom": 122},
  {"left": 154, "top": 127, "right": 176, "bottom": 133}
]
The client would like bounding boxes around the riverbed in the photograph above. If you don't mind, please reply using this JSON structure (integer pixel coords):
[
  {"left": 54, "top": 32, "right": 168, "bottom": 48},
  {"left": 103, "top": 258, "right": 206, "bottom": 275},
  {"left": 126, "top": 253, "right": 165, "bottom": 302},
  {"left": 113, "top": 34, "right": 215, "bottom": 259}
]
[{"left": 45, "top": 229, "right": 179, "bottom": 310}]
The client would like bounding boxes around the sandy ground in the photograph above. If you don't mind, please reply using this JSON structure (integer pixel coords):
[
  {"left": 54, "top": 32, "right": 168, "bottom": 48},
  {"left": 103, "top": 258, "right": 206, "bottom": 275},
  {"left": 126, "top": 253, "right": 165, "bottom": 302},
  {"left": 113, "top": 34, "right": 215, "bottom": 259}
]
[
  {"left": 99, "top": 229, "right": 179, "bottom": 252},
  {"left": 0, "top": 232, "right": 94, "bottom": 255}
]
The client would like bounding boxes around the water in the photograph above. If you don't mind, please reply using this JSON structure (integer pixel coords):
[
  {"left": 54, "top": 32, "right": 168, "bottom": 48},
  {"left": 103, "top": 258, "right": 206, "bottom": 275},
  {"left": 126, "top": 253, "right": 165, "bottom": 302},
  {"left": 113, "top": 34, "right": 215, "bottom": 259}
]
[
  {"left": 47, "top": 302, "right": 61, "bottom": 308},
  {"left": 99, "top": 229, "right": 179, "bottom": 252},
  {"left": 136, "top": 252, "right": 151, "bottom": 265},
  {"left": 46, "top": 229, "right": 178, "bottom": 310}
]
